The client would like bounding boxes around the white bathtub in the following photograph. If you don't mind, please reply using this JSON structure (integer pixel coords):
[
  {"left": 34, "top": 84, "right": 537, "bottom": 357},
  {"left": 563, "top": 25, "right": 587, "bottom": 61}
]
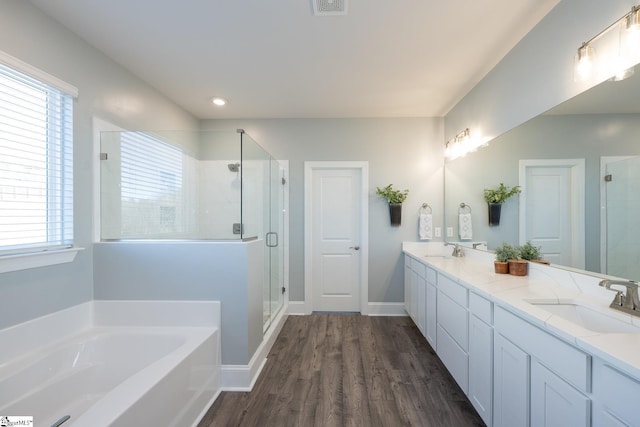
[{"left": 0, "top": 301, "right": 221, "bottom": 427}]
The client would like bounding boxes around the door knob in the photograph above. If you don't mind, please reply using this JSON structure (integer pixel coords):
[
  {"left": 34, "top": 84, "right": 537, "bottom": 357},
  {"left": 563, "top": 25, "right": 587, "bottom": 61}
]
[{"left": 350, "top": 246, "right": 360, "bottom": 250}]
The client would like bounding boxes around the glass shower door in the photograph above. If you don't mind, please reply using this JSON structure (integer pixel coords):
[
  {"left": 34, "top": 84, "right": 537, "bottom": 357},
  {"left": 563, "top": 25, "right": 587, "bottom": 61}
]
[
  {"left": 605, "top": 156, "right": 640, "bottom": 280},
  {"left": 264, "top": 159, "right": 285, "bottom": 331}
]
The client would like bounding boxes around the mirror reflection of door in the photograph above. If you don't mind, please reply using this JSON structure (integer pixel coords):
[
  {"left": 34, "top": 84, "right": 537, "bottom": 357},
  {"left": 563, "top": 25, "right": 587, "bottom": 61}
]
[
  {"left": 519, "top": 159, "right": 585, "bottom": 269},
  {"left": 604, "top": 156, "right": 640, "bottom": 280}
]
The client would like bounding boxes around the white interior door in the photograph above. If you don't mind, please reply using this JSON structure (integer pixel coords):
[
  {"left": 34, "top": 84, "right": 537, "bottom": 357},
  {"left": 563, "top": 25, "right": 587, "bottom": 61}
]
[
  {"left": 519, "top": 159, "right": 585, "bottom": 268},
  {"left": 305, "top": 162, "right": 368, "bottom": 313}
]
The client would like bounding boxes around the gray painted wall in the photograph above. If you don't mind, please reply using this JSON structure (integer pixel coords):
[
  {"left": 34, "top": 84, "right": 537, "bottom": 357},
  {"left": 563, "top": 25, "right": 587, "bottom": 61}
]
[
  {"left": 201, "top": 118, "right": 444, "bottom": 303},
  {"left": 0, "top": 0, "right": 198, "bottom": 329},
  {"left": 93, "top": 241, "right": 264, "bottom": 364}
]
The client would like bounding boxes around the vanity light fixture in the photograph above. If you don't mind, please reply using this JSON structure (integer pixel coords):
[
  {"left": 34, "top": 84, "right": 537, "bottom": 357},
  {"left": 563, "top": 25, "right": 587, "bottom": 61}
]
[
  {"left": 575, "top": 5, "right": 640, "bottom": 82},
  {"left": 574, "top": 43, "right": 595, "bottom": 82},
  {"left": 444, "top": 128, "right": 488, "bottom": 160},
  {"left": 624, "top": 6, "right": 640, "bottom": 48},
  {"left": 212, "top": 97, "right": 227, "bottom": 106}
]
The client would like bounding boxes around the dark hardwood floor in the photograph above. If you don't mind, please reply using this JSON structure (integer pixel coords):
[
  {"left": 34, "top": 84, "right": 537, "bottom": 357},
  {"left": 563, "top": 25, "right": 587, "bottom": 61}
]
[{"left": 198, "top": 314, "right": 485, "bottom": 427}]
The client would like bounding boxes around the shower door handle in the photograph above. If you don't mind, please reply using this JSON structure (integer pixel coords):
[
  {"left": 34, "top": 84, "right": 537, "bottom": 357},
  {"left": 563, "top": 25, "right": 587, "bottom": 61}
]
[{"left": 266, "top": 232, "right": 279, "bottom": 247}]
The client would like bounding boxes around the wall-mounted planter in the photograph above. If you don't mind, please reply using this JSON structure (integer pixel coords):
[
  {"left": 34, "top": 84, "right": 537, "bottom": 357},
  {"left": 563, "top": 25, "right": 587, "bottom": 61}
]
[
  {"left": 389, "top": 203, "right": 402, "bottom": 226},
  {"left": 488, "top": 203, "right": 502, "bottom": 226}
]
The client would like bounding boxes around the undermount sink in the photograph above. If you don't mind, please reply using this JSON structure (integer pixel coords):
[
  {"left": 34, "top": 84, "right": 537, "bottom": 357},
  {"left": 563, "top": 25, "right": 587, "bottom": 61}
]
[{"left": 527, "top": 301, "right": 640, "bottom": 334}]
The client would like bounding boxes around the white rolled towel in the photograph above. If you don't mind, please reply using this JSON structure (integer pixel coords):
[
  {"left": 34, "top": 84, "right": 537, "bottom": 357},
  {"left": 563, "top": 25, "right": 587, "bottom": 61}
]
[
  {"left": 419, "top": 213, "right": 433, "bottom": 240},
  {"left": 459, "top": 213, "right": 473, "bottom": 240}
]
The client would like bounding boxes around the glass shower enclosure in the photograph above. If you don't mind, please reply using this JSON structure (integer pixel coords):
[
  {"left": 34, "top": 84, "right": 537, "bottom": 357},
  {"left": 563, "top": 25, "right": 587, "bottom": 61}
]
[
  {"left": 99, "top": 128, "right": 285, "bottom": 331},
  {"left": 604, "top": 155, "right": 640, "bottom": 281}
]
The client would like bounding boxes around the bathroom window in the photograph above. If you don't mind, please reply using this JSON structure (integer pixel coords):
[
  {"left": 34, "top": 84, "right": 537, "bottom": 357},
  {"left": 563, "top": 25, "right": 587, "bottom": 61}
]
[
  {"left": 0, "top": 57, "right": 75, "bottom": 255},
  {"left": 119, "top": 132, "right": 186, "bottom": 237}
]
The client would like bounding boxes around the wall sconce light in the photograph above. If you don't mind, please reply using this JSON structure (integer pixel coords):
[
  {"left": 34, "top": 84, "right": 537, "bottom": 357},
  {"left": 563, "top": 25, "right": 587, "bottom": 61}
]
[
  {"left": 575, "top": 43, "right": 595, "bottom": 82},
  {"left": 574, "top": 5, "right": 640, "bottom": 82},
  {"left": 444, "top": 128, "right": 488, "bottom": 160}
]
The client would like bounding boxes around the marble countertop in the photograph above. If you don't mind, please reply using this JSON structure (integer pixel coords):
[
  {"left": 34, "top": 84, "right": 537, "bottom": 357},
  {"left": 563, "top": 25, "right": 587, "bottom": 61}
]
[{"left": 402, "top": 242, "right": 640, "bottom": 380}]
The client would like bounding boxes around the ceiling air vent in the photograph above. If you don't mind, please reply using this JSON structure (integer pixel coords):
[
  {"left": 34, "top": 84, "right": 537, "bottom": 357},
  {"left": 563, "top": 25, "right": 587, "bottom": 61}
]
[{"left": 312, "top": 0, "right": 347, "bottom": 16}]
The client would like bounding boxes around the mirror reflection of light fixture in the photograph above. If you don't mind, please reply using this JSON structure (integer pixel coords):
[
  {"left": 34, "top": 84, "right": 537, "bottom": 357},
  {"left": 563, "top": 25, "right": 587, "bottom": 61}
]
[
  {"left": 444, "top": 128, "right": 488, "bottom": 160},
  {"left": 575, "top": 5, "right": 640, "bottom": 83},
  {"left": 610, "top": 59, "right": 634, "bottom": 81}
]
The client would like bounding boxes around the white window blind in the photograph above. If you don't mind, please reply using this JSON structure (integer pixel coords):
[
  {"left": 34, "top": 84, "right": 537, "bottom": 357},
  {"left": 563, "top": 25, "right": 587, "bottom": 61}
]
[
  {"left": 120, "top": 132, "right": 185, "bottom": 237},
  {"left": 0, "top": 62, "right": 74, "bottom": 254}
]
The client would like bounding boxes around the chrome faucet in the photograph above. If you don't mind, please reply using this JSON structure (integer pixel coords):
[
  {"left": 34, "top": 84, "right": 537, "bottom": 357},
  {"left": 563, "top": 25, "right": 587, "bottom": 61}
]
[
  {"left": 451, "top": 244, "right": 465, "bottom": 258},
  {"left": 599, "top": 279, "right": 640, "bottom": 316}
]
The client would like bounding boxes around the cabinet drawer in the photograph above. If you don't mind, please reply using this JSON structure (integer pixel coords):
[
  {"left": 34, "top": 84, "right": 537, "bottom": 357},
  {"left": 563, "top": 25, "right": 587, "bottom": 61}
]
[
  {"left": 437, "top": 291, "right": 468, "bottom": 351},
  {"left": 426, "top": 266, "right": 437, "bottom": 286},
  {"left": 438, "top": 273, "right": 467, "bottom": 306},
  {"left": 409, "top": 257, "right": 426, "bottom": 278},
  {"left": 437, "top": 324, "right": 469, "bottom": 394},
  {"left": 495, "top": 306, "right": 590, "bottom": 392},
  {"left": 469, "top": 292, "right": 492, "bottom": 325},
  {"left": 414, "top": 262, "right": 426, "bottom": 279}
]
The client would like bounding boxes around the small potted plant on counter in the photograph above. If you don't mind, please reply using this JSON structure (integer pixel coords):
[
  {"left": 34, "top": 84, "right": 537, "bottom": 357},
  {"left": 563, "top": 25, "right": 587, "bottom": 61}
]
[
  {"left": 376, "top": 184, "right": 409, "bottom": 226},
  {"left": 519, "top": 241, "right": 549, "bottom": 265},
  {"left": 483, "top": 183, "right": 521, "bottom": 226},
  {"left": 508, "top": 247, "right": 529, "bottom": 276},
  {"left": 494, "top": 242, "right": 518, "bottom": 274}
]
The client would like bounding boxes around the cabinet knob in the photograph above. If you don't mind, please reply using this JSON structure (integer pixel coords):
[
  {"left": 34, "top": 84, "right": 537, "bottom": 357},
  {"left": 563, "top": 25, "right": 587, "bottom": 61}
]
[{"left": 350, "top": 246, "right": 360, "bottom": 250}]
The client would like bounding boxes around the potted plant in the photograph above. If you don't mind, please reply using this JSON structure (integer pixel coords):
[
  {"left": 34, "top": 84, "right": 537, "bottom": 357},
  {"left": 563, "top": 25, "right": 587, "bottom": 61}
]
[
  {"left": 494, "top": 242, "right": 518, "bottom": 274},
  {"left": 483, "top": 183, "right": 521, "bottom": 226},
  {"left": 376, "top": 184, "right": 409, "bottom": 226},
  {"left": 519, "top": 241, "right": 549, "bottom": 265},
  {"left": 507, "top": 245, "right": 528, "bottom": 276}
]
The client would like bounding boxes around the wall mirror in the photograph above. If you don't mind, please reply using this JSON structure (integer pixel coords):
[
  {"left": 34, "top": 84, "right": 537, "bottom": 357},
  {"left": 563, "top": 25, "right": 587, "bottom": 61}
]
[{"left": 444, "top": 70, "right": 640, "bottom": 282}]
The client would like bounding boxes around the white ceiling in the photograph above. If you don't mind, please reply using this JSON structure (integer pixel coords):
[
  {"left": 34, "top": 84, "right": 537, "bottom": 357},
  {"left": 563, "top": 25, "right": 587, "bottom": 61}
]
[{"left": 28, "top": 0, "right": 560, "bottom": 120}]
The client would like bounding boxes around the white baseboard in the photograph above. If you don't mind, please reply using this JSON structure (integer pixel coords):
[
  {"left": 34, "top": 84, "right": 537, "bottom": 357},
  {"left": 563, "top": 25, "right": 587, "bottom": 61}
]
[
  {"left": 287, "top": 301, "right": 407, "bottom": 316},
  {"left": 366, "top": 302, "right": 407, "bottom": 316},
  {"left": 286, "top": 301, "right": 310, "bottom": 315},
  {"left": 221, "top": 308, "right": 288, "bottom": 391}
]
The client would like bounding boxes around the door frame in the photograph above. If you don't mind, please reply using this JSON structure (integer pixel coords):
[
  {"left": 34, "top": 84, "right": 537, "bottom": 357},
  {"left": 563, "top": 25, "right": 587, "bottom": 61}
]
[
  {"left": 518, "top": 159, "right": 585, "bottom": 269},
  {"left": 304, "top": 161, "right": 369, "bottom": 315}
]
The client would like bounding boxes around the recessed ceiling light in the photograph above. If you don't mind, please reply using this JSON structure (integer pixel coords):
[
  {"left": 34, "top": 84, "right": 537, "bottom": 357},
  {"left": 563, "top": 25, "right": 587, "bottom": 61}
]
[{"left": 212, "top": 97, "right": 227, "bottom": 106}]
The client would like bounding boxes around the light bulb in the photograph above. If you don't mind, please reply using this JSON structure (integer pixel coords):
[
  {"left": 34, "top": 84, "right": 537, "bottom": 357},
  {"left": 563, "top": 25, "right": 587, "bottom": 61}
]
[{"left": 574, "top": 44, "right": 595, "bottom": 82}]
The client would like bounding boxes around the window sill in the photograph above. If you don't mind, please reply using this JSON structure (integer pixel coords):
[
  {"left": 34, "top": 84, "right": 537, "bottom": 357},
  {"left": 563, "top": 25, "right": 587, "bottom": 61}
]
[{"left": 0, "top": 247, "right": 84, "bottom": 274}]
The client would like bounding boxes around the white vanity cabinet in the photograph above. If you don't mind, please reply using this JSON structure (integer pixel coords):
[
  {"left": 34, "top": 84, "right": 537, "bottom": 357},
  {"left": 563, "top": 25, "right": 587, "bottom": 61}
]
[
  {"left": 468, "top": 292, "right": 493, "bottom": 426},
  {"left": 415, "top": 262, "right": 427, "bottom": 335},
  {"left": 494, "top": 332, "right": 529, "bottom": 427},
  {"left": 404, "top": 255, "right": 437, "bottom": 346},
  {"left": 436, "top": 272, "right": 469, "bottom": 394},
  {"left": 425, "top": 266, "right": 437, "bottom": 349},
  {"left": 494, "top": 306, "right": 591, "bottom": 427},
  {"left": 404, "top": 257, "right": 416, "bottom": 322},
  {"left": 531, "top": 360, "right": 590, "bottom": 426},
  {"left": 404, "top": 256, "right": 426, "bottom": 332},
  {"left": 403, "top": 249, "right": 640, "bottom": 427},
  {"left": 592, "top": 358, "right": 640, "bottom": 426}
]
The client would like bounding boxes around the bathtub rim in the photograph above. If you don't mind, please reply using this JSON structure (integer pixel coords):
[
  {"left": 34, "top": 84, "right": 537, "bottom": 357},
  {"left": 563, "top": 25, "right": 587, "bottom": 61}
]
[{"left": 0, "top": 300, "right": 221, "bottom": 369}]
